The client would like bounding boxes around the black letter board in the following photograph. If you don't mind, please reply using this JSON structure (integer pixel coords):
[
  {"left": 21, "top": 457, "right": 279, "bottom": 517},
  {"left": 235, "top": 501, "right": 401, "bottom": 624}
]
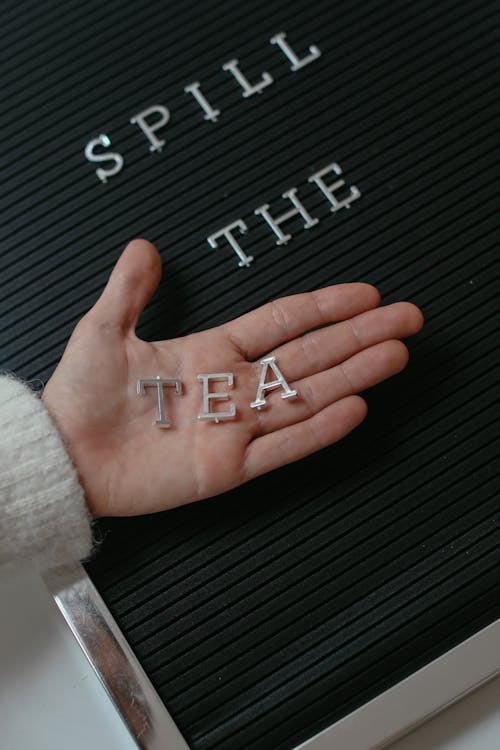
[{"left": 1, "top": 1, "right": 499, "bottom": 748}]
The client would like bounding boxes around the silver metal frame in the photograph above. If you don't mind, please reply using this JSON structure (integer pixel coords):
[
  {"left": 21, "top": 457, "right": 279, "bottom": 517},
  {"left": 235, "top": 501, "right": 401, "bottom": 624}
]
[
  {"left": 295, "top": 617, "right": 500, "bottom": 750},
  {"left": 45, "top": 563, "right": 500, "bottom": 750},
  {"left": 44, "top": 563, "right": 190, "bottom": 750}
]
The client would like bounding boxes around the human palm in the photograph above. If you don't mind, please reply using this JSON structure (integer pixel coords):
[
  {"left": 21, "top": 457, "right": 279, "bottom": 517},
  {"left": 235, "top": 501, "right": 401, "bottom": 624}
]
[{"left": 43, "top": 240, "right": 423, "bottom": 517}]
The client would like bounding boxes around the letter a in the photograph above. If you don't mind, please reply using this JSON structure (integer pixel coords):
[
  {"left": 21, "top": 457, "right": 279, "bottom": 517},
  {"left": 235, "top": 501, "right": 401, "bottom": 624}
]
[{"left": 250, "top": 357, "right": 297, "bottom": 409}]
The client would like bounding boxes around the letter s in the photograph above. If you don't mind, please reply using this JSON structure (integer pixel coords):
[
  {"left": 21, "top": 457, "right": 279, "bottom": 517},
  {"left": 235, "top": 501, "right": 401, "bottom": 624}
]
[{"left": 84, "top": 133, "right": 124, "bottom": 183}]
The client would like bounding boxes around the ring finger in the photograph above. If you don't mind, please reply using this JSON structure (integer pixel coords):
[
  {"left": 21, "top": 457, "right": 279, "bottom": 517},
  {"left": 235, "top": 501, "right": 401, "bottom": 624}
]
[{"left": 252, "top": 339, "right": 409, "bottom": 437}]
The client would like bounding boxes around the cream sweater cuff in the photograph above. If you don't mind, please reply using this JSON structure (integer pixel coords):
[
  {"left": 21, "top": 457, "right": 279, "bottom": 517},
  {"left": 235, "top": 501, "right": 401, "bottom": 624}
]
[{"left": 0, "top": 375, "right": 93, "bottom": 572}]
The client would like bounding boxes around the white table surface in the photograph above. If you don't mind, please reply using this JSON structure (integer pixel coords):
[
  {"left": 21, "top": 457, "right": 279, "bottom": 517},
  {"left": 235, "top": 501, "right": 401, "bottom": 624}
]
[{"left": 1, "top": 569, "right": 500, "bottom": 750}]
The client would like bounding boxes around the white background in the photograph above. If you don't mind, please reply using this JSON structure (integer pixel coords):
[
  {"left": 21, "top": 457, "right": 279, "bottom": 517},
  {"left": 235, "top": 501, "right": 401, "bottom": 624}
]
[{"left": 1, "top": 569, "right": 500, "bottom": 750}]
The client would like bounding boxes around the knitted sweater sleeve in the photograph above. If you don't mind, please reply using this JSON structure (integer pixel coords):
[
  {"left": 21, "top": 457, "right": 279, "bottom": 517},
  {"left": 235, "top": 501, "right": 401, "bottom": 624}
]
[{"left": 0, "top": 375, "right": 93, "bottom": 571}]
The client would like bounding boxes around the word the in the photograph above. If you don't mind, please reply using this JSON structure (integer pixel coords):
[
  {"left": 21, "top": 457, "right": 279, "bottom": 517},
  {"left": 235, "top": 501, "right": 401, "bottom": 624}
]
[
  {"left": 84, "top": 31, "right": 321, "bottom": 183},
  {"left": 137, "top": 357, "right": 297, "bottom": 427},
  {"left": 207, "top": 161, "right": 361, "bottom": 267}
]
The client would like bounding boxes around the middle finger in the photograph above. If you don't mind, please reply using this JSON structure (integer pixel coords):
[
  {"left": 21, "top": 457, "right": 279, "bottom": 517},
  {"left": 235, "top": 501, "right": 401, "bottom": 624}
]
[{"left": 258, "top": 301, "right": 422, "bottom": 383}]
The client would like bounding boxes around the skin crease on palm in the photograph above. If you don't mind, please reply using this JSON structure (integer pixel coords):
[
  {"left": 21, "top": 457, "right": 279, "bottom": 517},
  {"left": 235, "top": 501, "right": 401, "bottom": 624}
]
[{"left": 42, "top": 239, "right": 424, "bottom": 518}]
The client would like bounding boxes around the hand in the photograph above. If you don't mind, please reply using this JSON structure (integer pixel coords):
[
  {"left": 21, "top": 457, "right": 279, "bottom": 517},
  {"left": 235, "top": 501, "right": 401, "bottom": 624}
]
[{"left": 42, "top": 239, "right": 423, "bottom": 517}]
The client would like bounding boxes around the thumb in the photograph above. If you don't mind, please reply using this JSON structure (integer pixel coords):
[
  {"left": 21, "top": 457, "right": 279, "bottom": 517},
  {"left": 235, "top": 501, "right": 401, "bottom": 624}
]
[{"left": 92, "top": 239, "right": 162, "bottom": 333}]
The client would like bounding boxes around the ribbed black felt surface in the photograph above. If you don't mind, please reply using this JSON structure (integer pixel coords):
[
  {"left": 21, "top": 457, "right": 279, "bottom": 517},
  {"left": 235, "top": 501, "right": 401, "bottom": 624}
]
[{"left": 2, "top": 1, "right": 500, "bottom": 748}]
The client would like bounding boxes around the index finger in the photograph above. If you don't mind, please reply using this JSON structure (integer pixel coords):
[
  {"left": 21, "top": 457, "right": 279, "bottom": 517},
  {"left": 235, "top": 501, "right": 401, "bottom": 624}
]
[{"left": 223, "top": 283, "right": 380, "bottom": 360}]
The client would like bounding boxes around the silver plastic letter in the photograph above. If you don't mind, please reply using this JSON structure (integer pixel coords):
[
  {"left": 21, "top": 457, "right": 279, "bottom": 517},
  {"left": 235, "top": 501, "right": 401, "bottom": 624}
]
[
  {"left": 84, "top": 134, "right": 124, "bottom": 184},
  {"left": 207, "top": 219, "right": 254, "bottom": 267},
  {"left": 130, "top": 105, "right": 170, "bottom": 153},
  {"left": 250, "top": 357, "right": 298, "bottom": 409},
  {"left": 222, "top": 58, "right": 273, "bottom": 98},
  {"left": 308, "top": 162, "right": 361, "bottom": 212},
  {"left": 254, "top": 188, "right": 318, "bottom": 245},
  {"left": 137, "top": 376, "right": 182, "bottom": 428},
  {"left": 184, "top": 81, "right": 221, "bottom": 123},
  {"left": 270, "top": 32, "right": 321, "bottom": 71},
  {"left": 197, "top": 373, "right": 236, "bottom": 423}
]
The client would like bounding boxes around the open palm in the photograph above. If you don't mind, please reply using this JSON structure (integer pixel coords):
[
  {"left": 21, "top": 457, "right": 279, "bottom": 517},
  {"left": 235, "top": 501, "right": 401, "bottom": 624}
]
[{"left": 42, "top": 240, "right": 423, "bottom": 517}]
